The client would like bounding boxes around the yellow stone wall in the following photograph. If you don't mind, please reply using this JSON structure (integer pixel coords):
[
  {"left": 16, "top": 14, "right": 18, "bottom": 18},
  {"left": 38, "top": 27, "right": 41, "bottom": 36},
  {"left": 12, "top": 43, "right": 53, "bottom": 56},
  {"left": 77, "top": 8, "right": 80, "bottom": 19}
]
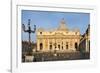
[{"left": 36, "top": 19, "right": 80, "bottom": 52}]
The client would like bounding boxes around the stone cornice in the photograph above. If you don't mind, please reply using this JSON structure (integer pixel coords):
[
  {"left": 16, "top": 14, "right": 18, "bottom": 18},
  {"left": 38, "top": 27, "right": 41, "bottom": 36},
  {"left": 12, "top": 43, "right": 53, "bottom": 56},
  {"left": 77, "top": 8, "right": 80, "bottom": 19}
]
[{"left": 37, "top": 35, "right": 80, "bottom": 39}]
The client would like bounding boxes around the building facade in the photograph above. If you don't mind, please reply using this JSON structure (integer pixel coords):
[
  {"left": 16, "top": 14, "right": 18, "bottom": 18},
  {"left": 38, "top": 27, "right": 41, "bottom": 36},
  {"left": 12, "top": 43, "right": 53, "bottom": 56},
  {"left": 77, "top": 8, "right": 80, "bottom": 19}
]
[
  {"left": 36, "top": 19, "right": 80, "bottom": 52},
  {"left": 79, "top": 25, "right": 90, "bottom": 52}
]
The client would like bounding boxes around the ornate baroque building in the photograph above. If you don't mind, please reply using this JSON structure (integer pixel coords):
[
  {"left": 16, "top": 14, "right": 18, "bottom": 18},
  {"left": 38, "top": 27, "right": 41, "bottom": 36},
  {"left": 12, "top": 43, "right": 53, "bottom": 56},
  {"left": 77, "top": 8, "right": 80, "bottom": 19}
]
[{"left": 36, "top": 19, "right": 80, "bottom": 52}]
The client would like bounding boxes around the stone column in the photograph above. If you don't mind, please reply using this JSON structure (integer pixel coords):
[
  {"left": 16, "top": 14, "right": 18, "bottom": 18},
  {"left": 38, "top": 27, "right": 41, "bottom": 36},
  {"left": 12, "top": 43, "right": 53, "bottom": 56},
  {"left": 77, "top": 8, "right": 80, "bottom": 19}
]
[
  {"left": 52, "top": 39, "right": 55, "bottom": 51},
  {"left": 63, "top": 39, "right": 66, "bottom": 50},
  {"left": 86, "top": 38, "right": 89, "bottom": 52},
  {"left": 60, "top": 39, "right": 61, "bottom": 51},
  {"left": 37, "top": 39, "right": 40, "bottom": 51},
  {"left": 48, "top": 39, "right": 50, "bottom": 51},
  {"left": 43, "top": 39, "right": 45, "bottom": 52}
]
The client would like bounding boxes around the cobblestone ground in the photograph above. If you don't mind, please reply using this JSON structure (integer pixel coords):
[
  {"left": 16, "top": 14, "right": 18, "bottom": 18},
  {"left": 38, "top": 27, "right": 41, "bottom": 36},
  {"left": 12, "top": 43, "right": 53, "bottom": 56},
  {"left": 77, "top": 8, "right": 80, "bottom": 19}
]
[
  {"left": 32, "top": 51, "right": 90, "bottom": 62},
  {"left": 22, "top": 51, "right": 90, "bottom": 62}
]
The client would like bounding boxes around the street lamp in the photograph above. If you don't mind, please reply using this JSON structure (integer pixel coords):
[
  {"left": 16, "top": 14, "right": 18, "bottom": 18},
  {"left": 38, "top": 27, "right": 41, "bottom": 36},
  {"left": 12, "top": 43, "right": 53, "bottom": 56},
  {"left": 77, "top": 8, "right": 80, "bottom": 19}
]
[{"left": 22, "top": 19, "right": 36, "bottom": 55}]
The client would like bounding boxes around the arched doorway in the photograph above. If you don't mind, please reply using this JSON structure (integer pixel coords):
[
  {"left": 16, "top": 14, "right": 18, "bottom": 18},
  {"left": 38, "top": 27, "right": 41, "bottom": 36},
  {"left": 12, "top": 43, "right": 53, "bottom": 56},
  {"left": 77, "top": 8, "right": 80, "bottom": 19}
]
[
  {"left": 66, "top": 42, "right": 68, "bottom": 49},
  {"left": 58, "top": 45, "right": 60, "bottom": 50},
  {"left": 75, "top": 42, "right": 78, "bottom": 51},
  {"left": 66, "top": 45, "right": 68, "bottom": 49},
  {"left": 50, "top": 45, "right": 52, "bottom": 50},
  {"left": 40, "top": 43, "right": 43, "bottom": 50}
]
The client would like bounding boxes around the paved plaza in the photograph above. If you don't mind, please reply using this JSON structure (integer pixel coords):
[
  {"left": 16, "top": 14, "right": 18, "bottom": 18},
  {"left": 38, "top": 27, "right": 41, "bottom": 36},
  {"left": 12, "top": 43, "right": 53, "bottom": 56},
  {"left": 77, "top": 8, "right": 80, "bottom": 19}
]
[{"left": 22, "top": 51, "right": 90, "bottom": 62}]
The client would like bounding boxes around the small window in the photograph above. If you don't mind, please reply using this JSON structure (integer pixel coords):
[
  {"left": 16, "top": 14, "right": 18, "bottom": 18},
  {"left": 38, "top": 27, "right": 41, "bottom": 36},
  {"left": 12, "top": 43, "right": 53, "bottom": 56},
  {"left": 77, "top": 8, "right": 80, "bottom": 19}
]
[
  {"left": 66, "top": 42, "right": 68, "bottom": 45},
  {"left": 66, "top": 32, "right": 68, "bottom": 33},
  {"left": 75, "top": 32, "right": 77, "bottom": 35},
  {"left": 50, "top": 32, "right": 52, "bottom": 33},
  {"left": 62, "top": 42, "right": 63, "bottom": 45},
  {"left": 50, "top": 42, "right": 52, "bottom": 44},
  {"left": 40, "top": 32, "right": 42, "bottom": 34}
]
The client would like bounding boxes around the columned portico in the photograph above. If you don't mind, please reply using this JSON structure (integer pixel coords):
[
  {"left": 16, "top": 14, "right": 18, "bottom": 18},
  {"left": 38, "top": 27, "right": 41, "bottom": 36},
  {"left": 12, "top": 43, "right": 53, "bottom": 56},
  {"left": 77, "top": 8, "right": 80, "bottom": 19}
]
[{"left": 36, "top": 19, "right": 80, "bottom": 52}]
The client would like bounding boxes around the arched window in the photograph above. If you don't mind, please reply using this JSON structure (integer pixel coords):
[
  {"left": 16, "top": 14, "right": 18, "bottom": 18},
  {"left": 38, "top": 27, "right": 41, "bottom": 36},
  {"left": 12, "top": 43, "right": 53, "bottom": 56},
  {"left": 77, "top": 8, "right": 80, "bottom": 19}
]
[
  {"left": 75, "top": 32, "right": 77, "bottom": 35},
  {"left": 40, "top": 43, "right": 43, "bottom": 50}
]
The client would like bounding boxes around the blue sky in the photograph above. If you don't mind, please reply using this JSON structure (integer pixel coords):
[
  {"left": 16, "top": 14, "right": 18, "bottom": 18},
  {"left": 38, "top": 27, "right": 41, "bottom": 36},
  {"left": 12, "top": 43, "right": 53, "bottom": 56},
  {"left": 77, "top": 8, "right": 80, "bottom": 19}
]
[{"left": 22, "top": 10, "right": 90, "bottom": 42}]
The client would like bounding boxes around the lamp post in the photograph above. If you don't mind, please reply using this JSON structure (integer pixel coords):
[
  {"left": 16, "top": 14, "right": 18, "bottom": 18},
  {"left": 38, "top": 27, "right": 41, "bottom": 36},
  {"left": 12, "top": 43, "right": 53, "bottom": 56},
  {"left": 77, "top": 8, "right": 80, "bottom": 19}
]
[{"left": 22, "top": 19, "right": 36, "bottom": 55}]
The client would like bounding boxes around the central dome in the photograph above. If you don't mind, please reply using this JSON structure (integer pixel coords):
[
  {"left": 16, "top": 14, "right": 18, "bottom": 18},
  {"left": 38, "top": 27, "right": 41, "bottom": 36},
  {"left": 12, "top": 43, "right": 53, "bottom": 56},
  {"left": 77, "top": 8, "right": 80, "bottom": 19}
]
[{"left": 57, "top": 18, "right": 68, "bottom": 31}]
